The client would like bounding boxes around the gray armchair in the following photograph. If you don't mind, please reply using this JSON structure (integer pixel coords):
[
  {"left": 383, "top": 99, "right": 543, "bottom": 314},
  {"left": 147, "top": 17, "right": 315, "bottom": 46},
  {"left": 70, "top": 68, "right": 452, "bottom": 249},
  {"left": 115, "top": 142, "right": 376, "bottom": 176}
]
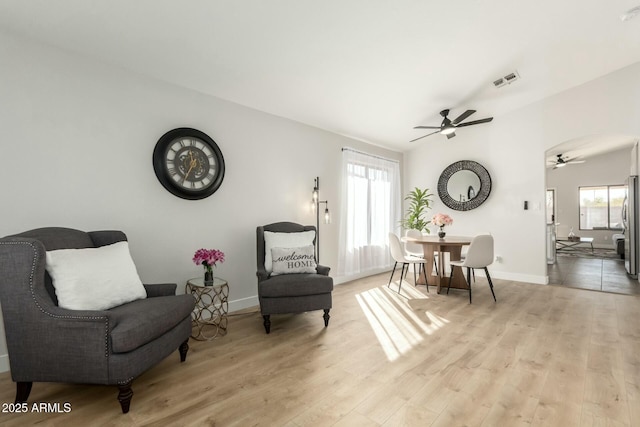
[
  {"left": 256, "top": 222, "right": 333, "bottom": 334},
  {"left": 0, "top": 227, "right": 195, "bottom": 413}
]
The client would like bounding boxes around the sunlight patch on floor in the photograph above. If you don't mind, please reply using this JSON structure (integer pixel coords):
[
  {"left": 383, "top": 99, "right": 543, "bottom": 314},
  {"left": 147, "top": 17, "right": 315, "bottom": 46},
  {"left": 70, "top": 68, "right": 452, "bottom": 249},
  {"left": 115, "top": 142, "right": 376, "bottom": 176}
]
[{"left": 356, "top": 281, "right": 449, "bottom": 361}]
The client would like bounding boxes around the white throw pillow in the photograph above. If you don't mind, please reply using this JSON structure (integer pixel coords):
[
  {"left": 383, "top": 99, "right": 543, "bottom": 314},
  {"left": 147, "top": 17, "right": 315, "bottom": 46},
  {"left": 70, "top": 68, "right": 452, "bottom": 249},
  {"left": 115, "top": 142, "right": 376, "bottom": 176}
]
[
  {"left": 45, "top": 241, "right": 147, "bottom": 311},
  {"left": 270, "top": 245, "right": 317, "bottom": 275},
  {"left": 263, "top": 230, "right": 315, "bottom": 273}
]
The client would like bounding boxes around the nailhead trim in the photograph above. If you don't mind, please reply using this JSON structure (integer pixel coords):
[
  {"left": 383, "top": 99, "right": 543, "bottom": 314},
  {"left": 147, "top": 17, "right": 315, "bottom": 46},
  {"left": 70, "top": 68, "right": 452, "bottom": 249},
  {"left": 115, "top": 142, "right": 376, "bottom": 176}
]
[{"left": 0, "top": 241, "right": 110, "bottom": 357}]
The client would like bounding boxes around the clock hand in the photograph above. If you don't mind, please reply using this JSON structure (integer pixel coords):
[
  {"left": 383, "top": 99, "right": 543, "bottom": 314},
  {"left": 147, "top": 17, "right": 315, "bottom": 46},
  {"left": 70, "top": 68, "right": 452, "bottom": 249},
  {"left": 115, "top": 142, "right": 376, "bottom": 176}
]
[
  {"left": 183, "top": 162, "right": 195, "bottom": 182},
  {"left": 183, "top": 152, "right": 200, "bottom": 184}
]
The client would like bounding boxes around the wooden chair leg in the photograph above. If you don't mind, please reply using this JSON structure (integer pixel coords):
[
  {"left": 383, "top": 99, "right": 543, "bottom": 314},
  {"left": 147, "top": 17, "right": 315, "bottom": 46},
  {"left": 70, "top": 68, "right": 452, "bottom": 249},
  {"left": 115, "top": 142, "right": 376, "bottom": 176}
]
[
  {"left": 387, "top": 262, "right": 398, "bottom": 288},
  {"left": 179, "top": 339, "right": 189, "bottom": 362},
  {"left": 263, "top": 315, "right": 271, "bottom": 334},
  {"left": 485, "top": 267, "right": 497, "bottom": 302},
  {"left": 15, "top": 382, "right": 32, "bottom": 403},
  {"left": 323, "top": 309, "right": 330, "bottom": 327},
  {"left": 117, "top": 381, "right": 133, "bottom": 414}
]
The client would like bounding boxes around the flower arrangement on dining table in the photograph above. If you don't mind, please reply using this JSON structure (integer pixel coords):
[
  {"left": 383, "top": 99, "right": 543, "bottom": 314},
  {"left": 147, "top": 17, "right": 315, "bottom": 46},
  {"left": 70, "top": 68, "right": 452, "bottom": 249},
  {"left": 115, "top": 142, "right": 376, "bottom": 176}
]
[
  {"left": 193, "top": 248, "right": 225, "bottom": 285},
  {"left": 432, "top": 213, "right": 453, "bottom": 237}
]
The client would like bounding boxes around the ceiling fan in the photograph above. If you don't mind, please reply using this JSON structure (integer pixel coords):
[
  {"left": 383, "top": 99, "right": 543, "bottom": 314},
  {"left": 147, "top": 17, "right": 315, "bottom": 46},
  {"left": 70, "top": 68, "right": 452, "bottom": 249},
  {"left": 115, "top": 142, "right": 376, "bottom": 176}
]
[
  {"left": 410, "top": 109, "right": 493, "bottom": 142},
  {"left": 549, "top": 154, "right": 586, "bottom": 169}
]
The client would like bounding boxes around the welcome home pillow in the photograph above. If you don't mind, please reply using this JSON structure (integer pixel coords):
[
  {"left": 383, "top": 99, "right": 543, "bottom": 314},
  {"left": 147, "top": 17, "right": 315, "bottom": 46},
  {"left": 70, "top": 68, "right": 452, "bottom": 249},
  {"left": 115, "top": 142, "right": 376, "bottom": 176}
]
[
  {"left": 263, "top": 230, "right": 315, "bottom": 273},
  {"left": 270, "top": 245, "right": 318, "bottom": 275},
  {"left": 45, "top": 241, "right": 147, "bottom": 311}
]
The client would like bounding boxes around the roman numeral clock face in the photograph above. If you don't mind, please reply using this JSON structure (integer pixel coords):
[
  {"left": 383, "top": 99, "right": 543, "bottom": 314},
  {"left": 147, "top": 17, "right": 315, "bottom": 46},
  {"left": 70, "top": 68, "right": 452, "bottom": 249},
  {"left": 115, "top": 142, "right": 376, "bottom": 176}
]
[{"left": 153, "top": 128, "right": 225, "bottom": 200}]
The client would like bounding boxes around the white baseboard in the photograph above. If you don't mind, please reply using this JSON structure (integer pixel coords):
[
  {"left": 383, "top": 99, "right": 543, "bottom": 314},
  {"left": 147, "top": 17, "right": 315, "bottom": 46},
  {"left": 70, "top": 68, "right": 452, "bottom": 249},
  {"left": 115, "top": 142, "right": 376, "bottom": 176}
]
[
  {"left": 336, "top": 267, "right": 549, "bottom": 286},
  {"left": 334, "top": 267, "right": 393, "bottom": 285},
  {"left": 229, "top": 295, "right": 259, "bottom": 313},
  {"left": 473, "top": 269, "right": 549, "bottom": 285}
]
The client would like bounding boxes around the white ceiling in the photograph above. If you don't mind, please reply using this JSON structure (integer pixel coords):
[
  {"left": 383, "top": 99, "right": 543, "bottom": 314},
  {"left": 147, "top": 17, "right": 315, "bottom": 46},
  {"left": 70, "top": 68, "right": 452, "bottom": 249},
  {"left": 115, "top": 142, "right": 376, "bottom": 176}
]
[
  {"left": 1, "top": 0, "right": 640, "bottom": 152},
  {"left": 545, "top": 134, "right": 636, "bottom": 168}
]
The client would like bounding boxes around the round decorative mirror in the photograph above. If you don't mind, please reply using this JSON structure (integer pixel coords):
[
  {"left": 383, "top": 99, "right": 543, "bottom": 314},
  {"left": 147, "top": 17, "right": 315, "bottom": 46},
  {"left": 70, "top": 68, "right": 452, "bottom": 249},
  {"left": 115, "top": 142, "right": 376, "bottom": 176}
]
[{"left": 437, "top": 160, "right": 491, "bottom": 211}]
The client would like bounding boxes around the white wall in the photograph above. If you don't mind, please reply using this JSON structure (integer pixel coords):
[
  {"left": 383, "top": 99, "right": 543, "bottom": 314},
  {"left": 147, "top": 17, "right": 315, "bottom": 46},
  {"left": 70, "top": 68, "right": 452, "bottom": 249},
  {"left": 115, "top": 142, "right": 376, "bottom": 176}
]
[
  {"left": 2, "top": 29, "right": 640, "bottom": 374},
  {"left": 405, "top": 61, "right": 640, "bottom": 285},
  {"left": 0, "top": 32, "right": 402, "bottom": 372},
  {"left": 546, "top": 147, "right": 632, "bottom": 246}
]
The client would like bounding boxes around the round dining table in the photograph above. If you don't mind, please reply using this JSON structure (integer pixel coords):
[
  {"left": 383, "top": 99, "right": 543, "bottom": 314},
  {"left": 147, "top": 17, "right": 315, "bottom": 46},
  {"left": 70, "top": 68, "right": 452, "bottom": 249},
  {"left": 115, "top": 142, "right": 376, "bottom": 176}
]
[{"left": 403, "top": 235, "right": 473, "bottom": 294}]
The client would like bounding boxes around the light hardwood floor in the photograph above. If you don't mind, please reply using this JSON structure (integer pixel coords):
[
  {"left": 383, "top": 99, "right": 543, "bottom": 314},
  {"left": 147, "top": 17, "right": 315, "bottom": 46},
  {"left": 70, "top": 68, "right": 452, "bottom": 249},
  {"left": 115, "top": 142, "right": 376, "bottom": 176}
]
[{"left": 1, "top": 273, "right": 640, "bottom": 426}]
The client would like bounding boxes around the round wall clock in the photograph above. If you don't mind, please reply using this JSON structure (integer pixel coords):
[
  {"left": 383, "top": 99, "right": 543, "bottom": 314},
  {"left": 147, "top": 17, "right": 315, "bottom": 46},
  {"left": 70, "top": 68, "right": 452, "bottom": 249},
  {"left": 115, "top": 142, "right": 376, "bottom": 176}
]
[{"left": 153, "top": 128, "right": 225, "bottom": 200}]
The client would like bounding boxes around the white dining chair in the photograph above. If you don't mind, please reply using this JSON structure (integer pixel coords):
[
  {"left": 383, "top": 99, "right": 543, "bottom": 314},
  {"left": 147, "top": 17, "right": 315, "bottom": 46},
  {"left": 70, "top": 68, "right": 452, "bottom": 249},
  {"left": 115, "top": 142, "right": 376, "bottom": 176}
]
[
  {"left": 458, "top": 232, "right": 491, "bottom": 283},
  {"left": 404, "top": 229, "right": 424, "bottom": 257},
  {"left": 388, "top": 233, "right": 428, "bottom": 294},
  {"left": 447, "top": 234, "right": 496, "bottom": 303},
  {"left": 404, "top": 229, "right": 439, "bottom": 276}
]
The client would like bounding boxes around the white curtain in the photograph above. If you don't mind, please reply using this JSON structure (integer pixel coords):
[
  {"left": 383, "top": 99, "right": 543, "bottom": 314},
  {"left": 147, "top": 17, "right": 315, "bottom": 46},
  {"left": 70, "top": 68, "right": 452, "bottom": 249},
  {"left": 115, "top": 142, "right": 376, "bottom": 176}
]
[{"left": 338, "top": 149, "right": 401, "bottom": 277}]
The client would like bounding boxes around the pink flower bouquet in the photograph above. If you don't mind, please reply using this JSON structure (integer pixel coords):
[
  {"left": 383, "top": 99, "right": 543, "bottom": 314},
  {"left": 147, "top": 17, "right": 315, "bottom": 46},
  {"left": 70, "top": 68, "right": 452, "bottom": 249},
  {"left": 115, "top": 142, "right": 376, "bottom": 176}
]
[
  {"left": 193, "top": 248, "right": 225, "bottom": 273},
  {"left": 432, "top": 213, "right": 453, "bottom": 228}
]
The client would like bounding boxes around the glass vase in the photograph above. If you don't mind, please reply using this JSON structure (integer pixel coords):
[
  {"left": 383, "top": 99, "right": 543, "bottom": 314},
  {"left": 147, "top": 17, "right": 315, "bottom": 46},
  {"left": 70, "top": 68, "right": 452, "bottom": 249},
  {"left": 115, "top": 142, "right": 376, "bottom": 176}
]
[{"left": 204, "top": 271, "right": 214, "bottom": 286}]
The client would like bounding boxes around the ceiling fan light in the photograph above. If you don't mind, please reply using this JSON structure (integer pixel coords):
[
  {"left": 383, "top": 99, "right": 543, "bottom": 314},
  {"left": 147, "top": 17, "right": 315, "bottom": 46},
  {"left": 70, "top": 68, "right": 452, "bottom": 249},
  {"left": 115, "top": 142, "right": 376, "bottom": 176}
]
[
  {"left": 441, "top": 126, "right": 456, "bottom": 135},
  {"left": 556, "top": 162, "right": 566, "bottom": 167}
]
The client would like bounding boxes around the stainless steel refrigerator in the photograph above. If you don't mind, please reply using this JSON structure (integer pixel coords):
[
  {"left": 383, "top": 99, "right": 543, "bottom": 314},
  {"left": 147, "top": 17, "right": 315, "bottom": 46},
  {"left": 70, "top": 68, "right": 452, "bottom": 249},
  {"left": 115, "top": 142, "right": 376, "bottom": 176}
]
[{"left": 624, "top": 176, "right": 639, "bottom": 278}]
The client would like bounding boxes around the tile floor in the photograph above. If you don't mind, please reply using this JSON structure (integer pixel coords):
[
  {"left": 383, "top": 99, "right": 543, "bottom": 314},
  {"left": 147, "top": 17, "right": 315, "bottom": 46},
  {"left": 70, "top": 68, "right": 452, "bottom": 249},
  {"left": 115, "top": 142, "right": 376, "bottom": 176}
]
[{"left": 548, "top": 253, "right": 640, "bottom": 295}]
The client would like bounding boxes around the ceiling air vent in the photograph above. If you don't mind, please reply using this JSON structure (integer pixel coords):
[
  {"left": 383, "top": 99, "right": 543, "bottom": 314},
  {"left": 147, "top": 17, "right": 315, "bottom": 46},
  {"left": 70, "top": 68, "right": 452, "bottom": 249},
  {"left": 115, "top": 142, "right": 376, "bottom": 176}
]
[{"left": 493, "top": 70, "right": 520, "bottom": 88}]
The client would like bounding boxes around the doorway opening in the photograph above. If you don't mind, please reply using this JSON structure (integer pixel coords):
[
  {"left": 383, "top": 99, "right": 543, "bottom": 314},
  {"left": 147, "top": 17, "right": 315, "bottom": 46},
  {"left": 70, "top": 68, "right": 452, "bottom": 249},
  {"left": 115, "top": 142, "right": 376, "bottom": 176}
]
[{"left": 545, "top": 134, "right": 638, "bottom": 295}]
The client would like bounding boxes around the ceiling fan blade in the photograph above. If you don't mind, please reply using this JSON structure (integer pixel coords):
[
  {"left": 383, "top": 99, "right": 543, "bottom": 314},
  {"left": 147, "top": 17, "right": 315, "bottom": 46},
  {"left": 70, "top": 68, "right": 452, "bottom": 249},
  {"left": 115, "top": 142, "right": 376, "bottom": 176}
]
[
  {"left": 455, "top": 117, "right": 493, "bottom": 128},
  {"left": 409, "top": 130, "right": 440, "bottom": 142},
  {"left": 567, "top": 159, "right": 585, "bottom": 164},
  {"left": 413, "top": 125, "right": 441, "bottom": 129},
  {"left": 452, "top": 110, "right": 476, "bottom": 125},
  {"left": 446, "top": 131, "right": 456, "bottom": 139}
]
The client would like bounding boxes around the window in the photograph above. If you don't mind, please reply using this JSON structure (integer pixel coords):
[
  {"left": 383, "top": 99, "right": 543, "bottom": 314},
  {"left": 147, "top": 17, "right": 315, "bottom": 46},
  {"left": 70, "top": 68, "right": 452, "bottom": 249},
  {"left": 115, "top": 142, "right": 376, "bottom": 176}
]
[
  {"left": 338, "top": 149, "right": 401, "bottom": 276},
  {"left": 579, "top": 185, "right": 625, "bottom": 230}
]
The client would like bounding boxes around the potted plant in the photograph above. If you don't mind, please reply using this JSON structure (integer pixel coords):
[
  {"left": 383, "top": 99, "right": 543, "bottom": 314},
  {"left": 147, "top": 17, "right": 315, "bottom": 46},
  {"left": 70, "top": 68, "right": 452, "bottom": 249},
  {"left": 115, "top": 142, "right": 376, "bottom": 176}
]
[{"left": 401, "top": 187, "right": 434, "bottom": 233}]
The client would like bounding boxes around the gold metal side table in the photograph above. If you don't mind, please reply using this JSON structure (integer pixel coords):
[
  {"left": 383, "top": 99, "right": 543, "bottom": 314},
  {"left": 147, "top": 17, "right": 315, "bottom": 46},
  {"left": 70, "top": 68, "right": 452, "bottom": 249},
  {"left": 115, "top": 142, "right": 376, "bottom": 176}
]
[{"left": 186, "top": 277, "right": 229, "bottom": 340}]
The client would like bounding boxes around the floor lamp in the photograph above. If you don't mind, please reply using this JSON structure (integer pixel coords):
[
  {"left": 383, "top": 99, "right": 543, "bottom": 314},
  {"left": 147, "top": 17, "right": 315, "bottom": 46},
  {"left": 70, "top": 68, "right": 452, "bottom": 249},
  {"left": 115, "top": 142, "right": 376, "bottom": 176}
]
[{"left": 312, "top": 177, "right": 331, "bottom": 263}]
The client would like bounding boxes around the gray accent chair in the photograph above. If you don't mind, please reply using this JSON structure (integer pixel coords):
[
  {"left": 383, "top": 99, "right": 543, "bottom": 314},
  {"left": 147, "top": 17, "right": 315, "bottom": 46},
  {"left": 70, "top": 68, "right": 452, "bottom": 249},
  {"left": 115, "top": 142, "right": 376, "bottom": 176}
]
[
  {"left": 0, "top": 227, "right": 195, "bottom": 413},
  {"left": 256, "top": 222, "right": 333, "bottom": 334}
]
